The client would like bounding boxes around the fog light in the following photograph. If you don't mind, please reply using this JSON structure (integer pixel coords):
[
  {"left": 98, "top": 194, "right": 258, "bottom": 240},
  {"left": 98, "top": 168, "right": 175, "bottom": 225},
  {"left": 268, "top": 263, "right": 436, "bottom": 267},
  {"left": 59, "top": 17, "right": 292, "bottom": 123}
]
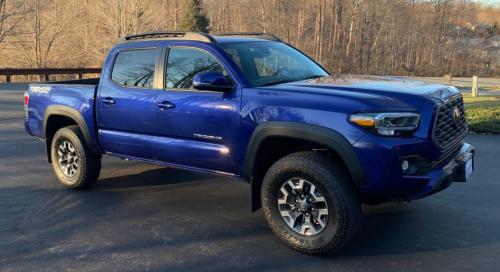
[{"left": 401, "top": 160, "right": 410, "bottom": 171}]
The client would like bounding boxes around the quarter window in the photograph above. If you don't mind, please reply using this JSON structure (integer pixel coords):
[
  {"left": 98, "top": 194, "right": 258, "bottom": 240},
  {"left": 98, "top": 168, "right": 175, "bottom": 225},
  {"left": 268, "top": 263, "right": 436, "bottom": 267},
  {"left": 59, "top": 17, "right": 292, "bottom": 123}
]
[
  {"left": 111, "top": 49, "right": 157, "bottom": 88},
  {"left": 166, "top": 47, "right": 225, "bottom": 89}
]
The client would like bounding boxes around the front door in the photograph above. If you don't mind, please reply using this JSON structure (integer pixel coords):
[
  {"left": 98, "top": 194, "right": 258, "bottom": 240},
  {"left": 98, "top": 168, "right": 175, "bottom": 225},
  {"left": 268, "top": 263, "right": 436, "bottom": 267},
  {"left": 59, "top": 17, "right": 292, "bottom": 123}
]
[
  {"left": 97, "top": 48, "right": 161, "bottom": 160},
  {"left": 155, "top": 46, "right": 241, "bottom": 173}
]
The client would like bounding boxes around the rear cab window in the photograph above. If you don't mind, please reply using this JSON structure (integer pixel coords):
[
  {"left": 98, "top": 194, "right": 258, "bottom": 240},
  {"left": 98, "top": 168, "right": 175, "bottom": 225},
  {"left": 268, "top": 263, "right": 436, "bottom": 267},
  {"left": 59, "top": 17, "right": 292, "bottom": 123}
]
[{"left": 111, "top": 48, "right": 158, "bottom": 88}]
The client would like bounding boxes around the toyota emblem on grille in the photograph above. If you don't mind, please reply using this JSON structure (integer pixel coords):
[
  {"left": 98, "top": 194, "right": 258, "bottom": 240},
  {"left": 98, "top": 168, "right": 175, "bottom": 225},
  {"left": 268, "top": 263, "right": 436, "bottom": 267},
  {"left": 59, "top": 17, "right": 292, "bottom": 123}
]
[{"left": 452, "top": 106, "right": 461, "bottom": 126}]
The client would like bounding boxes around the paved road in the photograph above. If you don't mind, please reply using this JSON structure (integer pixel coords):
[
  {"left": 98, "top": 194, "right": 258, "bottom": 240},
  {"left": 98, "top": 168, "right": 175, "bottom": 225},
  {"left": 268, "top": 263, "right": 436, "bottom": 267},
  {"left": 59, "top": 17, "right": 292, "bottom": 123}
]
[
  {"left": 1, "top": 89, "right": 500, "bottom": 272},
  {"left": 403, "top": 77, "right": 500, "bottom": 95}
]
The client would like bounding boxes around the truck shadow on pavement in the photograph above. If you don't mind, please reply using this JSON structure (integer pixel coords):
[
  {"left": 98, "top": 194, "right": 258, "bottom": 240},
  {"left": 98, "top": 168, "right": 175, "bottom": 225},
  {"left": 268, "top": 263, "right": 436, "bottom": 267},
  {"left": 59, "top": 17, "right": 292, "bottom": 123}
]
[{"left": 94, "top": 167, "right": 220, "bottom": 190}]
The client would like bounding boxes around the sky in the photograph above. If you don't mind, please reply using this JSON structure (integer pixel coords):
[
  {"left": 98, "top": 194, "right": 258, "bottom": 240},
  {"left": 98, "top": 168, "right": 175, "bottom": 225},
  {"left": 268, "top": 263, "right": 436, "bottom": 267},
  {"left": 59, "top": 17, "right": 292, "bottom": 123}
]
[{"left": 476, "top": 0, "right": 500, "bottom": 6}]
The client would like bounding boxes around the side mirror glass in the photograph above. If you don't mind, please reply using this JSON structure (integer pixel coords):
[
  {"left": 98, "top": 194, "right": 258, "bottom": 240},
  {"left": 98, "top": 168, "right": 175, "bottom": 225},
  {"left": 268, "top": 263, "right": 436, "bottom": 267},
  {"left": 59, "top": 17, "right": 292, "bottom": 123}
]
[{"left": 193, "top": 71, "right": 234, "bottom": 92}]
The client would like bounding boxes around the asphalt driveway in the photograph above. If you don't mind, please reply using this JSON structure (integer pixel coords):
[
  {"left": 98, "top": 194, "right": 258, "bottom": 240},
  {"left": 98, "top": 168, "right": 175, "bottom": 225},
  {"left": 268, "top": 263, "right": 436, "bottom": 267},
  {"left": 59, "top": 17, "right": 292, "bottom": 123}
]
[{"left": 1, "top": 88, "right": 499, "bottom": 272}]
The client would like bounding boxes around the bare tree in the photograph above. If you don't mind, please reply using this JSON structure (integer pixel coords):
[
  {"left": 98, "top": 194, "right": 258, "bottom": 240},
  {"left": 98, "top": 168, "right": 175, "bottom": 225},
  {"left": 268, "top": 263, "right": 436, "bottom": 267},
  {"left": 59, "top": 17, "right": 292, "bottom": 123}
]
[
  {"left": 0, "top": 0, "right": 24, "bottom": 44},
  {"left": 0, "top": 0, "right": 498, "bottom": 77}
]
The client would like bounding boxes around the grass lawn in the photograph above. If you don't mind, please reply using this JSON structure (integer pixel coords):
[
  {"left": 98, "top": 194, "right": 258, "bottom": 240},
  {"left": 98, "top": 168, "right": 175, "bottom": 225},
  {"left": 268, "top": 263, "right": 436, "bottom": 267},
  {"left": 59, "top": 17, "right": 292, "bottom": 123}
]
[{"left": 462, "top": 94, "right": 500, "bottom": 133}]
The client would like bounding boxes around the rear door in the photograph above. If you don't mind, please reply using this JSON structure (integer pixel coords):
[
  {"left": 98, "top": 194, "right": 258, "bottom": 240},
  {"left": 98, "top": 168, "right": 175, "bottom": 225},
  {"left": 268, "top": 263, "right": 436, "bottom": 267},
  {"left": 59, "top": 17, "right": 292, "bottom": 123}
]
[
  {"left": 154, "top": 46, "right": 241, "bottom": 174},
  {"left": 96, "top": 47, "right": 161, "bottom": 160}
]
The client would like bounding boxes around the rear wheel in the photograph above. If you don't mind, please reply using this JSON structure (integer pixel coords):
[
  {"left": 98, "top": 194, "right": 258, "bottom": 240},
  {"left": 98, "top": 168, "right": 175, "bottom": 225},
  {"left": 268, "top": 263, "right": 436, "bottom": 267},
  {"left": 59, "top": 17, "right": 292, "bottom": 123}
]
[
  {"left": 261, "top": 151, "right": 361, "bottom": 254},
  {"left": 50, "top": 125, "right": 101, "bottom": 189}
]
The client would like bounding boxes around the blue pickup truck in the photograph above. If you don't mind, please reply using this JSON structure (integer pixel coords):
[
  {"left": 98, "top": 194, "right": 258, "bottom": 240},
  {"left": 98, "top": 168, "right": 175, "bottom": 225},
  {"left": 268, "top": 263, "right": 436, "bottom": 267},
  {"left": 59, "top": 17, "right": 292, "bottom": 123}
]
[{"left": 24, "top": 32, "right": 474, "bottom": 254}]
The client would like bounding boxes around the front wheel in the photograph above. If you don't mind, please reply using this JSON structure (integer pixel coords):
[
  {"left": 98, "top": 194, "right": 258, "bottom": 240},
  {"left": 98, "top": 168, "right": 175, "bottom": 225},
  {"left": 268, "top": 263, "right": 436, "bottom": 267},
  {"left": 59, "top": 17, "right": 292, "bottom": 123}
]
[
  {"left": 50, "top": 125, "right": 101, "bottom": 189},
  {"left": 261, "top": 151, "right": 361, "bottom": 254}
]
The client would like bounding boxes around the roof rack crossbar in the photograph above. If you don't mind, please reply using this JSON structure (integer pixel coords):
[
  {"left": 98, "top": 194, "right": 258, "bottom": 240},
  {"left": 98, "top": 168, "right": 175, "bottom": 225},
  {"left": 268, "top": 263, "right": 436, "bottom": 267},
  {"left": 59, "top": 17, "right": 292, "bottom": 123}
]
[
  {"left": 214, "top": 32, "right": 281, "bottom": 42},
  {"left": 121, "top": 31, "right": 216, "bottom": 43},
  {"left": 116, "top": 31, "right": 282, "bottom": 44}
]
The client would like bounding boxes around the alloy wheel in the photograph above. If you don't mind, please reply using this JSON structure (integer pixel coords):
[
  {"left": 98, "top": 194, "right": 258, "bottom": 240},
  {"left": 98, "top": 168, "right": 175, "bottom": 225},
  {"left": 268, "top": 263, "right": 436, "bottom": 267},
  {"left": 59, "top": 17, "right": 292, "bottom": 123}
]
[
  {"left": 277, "top": 177, "right": 329, "bottom": 236},
  {"left": 57, "top": 140, "right": 79, "bottom": 177}
]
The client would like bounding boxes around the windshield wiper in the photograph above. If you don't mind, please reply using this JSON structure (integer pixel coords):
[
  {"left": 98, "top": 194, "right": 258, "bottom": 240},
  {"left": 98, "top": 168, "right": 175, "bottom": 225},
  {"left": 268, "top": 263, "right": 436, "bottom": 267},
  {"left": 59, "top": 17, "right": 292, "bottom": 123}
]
[
  {"left": 260, "top": 79, "right": 296, "bottom": 87},
  {"left": 261, "top": 75, "right": 327, "bottom": 87},
  {"left": 260, "top": 74, "right": 327, "bottom": 87},
  {"left": 301, "top": 75, "right": 327, "bottom": 81}
]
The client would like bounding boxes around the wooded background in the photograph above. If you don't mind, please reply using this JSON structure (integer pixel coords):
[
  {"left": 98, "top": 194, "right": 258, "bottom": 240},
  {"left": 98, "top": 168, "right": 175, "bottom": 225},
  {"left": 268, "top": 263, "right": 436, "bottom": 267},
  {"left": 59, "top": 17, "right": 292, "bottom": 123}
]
[{"left": 0, "top": 0, "right": 498, "bottom": 80}]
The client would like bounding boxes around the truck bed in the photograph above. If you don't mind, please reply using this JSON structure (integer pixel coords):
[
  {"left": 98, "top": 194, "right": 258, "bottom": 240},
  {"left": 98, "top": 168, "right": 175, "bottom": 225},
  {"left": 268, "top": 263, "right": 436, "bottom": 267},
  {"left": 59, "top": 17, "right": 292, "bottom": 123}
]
[
  {"left": 45, "top": 78, "right": 100, "bottom": 85},
  {"left": 25, "top": 79, "right": 100, "bottom": 145}
]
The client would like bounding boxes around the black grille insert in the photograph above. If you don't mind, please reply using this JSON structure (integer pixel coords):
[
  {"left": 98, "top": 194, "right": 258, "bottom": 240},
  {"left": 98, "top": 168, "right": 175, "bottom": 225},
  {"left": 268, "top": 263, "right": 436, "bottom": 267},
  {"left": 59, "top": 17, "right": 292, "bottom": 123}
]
[{"left": 432, "top": 95, "right": 468, "bottom": 150}]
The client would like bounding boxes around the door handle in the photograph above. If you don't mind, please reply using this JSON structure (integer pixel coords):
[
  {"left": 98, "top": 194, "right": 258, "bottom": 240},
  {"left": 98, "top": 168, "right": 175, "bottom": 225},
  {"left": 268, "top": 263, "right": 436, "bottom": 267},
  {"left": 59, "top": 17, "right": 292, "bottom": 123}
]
[
  {"left": 102, "top": 97, "right": 115, "bottom": 105},
  {"left": 158, "top": 101, "right": 176, "bottom": 110}
]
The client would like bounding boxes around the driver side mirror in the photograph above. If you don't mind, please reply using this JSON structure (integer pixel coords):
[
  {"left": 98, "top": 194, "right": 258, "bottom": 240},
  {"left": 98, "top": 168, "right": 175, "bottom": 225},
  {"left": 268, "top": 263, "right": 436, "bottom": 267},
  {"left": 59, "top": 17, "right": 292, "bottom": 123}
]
[{"left": 193, "top": 71, "right": 234, "bottom": 92}]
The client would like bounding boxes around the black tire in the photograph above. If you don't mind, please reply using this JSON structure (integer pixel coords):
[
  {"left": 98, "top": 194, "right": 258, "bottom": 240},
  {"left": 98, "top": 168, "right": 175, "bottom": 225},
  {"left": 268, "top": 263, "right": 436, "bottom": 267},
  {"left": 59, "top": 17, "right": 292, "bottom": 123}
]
[
  {"left": 261, "top": 151, "right": 361, "bottom": 255},
  {"left": 50, "top": 125, "right": 101, "bottom": 189}
]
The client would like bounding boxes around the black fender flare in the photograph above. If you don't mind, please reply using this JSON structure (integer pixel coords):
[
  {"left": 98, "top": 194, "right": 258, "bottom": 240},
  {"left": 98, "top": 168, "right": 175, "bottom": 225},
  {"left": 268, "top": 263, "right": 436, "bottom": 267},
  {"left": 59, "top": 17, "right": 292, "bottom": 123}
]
[
  {"left": 43, "top": 105, "right": 100, "bottom": 162},
  {"left": 243, "top": 121, "right": 365, "bottom": 211}
]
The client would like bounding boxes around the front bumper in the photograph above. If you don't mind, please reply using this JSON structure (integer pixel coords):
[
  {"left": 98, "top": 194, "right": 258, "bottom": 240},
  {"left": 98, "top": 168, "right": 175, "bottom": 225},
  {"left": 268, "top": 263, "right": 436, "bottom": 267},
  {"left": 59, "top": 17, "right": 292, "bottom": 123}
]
[
  {"left": 412, "top": 142, "right": 474, "bottom": 199},
  {"left": 354, "top": 138, "right": 475, "bottom": 202}
]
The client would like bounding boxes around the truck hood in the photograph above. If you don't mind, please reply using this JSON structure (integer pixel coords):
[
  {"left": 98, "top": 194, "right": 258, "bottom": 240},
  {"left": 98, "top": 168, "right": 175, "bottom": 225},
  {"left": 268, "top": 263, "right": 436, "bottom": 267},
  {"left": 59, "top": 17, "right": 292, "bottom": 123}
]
[{"left": 262, "top": 74, "right": 458, "bottom": 111}]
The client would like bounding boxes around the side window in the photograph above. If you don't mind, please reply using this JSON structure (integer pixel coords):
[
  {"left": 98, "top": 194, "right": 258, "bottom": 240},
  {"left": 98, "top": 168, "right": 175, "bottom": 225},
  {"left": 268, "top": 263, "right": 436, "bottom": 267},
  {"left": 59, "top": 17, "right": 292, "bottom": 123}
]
[
  {"left": 166, "top": 47, "right": 224, "bottom": 89},
  {"left": 111, "top": 49, "right": 157, "bottom": 88}
]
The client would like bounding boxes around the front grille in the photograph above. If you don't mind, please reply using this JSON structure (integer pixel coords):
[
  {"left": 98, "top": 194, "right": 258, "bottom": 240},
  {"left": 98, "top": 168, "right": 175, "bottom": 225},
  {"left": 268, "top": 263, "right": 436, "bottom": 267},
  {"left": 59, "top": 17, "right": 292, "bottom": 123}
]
[
  {"left": 432, "top": 95, "right": 468, "bottom": 150},
  {"left": 432, "top": 141, "right": 462, "bottom": 167}
]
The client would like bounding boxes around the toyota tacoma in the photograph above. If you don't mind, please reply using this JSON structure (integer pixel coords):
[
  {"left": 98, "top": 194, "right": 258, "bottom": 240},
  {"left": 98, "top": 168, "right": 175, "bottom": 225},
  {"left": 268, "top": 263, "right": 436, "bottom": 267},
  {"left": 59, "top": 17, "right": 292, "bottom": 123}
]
[{"left": 24, "top": 32, "right": 475, "bottom": 254}]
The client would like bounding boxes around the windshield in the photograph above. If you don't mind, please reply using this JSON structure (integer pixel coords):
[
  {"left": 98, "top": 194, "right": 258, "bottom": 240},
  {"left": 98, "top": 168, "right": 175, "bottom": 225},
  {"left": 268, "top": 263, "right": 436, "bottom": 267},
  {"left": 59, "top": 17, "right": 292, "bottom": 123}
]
[{"left": 220, "top": 42, "right": 329, "bottom": 87}]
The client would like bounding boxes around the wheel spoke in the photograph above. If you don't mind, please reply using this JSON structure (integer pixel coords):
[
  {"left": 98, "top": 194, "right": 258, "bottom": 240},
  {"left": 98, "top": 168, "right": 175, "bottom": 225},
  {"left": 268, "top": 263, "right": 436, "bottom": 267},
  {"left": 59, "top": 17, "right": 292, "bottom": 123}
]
[
  {"left": 314, "top": 208, "right": 328, "bottom": 228},
  {"left": 280, "top": 210, "right": 299, "bottom": 229},
  {"left": 300, "top": 215, "right": 317, "bottom": 235},
  {"left": 287, "top": 178, "right": 305, "bottom": 194},
  {"left": 309, "top": 184, "right": 326, "bottom": 203},
  {"left": 278, "top": 186, "right": 290, "bottom": 205}
]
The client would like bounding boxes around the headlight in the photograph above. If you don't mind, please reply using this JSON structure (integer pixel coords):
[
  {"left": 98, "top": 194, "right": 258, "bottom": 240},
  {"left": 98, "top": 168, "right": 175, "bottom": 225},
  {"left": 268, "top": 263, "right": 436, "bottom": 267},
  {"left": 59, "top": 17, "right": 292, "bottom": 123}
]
[{"left": 349, "top": 112, "right": 420, "bottom": 136}]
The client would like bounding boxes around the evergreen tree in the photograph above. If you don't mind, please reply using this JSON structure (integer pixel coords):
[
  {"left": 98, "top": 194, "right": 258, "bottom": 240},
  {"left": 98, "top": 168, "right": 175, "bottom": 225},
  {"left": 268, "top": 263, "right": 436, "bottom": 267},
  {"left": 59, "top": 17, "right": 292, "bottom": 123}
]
[{"left": 179, "top": 0, "right": 209, "bottom": 33}]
